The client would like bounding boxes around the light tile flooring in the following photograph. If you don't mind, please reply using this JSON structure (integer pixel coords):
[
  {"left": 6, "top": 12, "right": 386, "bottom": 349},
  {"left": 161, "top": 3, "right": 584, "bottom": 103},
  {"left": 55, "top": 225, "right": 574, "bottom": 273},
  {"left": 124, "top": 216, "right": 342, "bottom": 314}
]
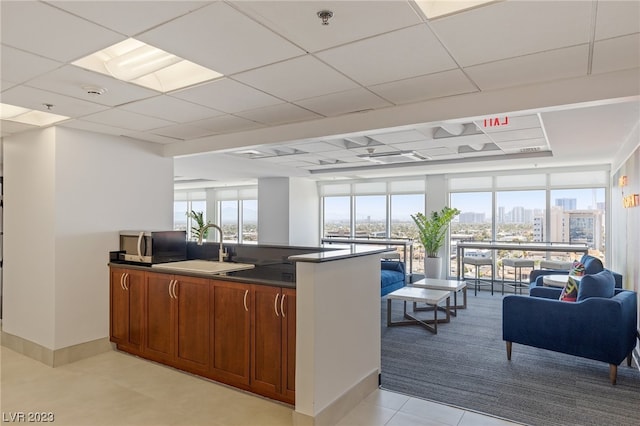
[{"left": 1, "top": 347, "right": 520, "bottom": 426}]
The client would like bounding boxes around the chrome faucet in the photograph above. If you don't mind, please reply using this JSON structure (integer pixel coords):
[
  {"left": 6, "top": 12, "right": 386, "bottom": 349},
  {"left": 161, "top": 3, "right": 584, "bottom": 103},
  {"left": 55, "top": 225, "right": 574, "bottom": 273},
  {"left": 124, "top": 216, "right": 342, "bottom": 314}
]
[{"left": 197, "top": 223, "right": 227, "bottom": 262}]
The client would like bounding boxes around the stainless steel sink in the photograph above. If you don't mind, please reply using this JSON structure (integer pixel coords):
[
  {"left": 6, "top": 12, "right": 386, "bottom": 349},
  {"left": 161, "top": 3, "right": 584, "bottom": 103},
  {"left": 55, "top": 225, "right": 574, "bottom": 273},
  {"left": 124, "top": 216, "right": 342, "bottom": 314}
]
[{"left": 151, "top": 260, "right": 255, "bottom": 275}]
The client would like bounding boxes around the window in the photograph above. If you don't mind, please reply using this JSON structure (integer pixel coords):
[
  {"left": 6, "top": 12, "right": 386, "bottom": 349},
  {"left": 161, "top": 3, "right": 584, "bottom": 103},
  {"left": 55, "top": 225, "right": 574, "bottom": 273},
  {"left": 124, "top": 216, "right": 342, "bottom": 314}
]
[
  {"left": 220, "top": 200, "right": 239, "bottom": 242},
  {"left": 354, "top": 195, "right": 386, "bottom": 238},
  {"left": 323, "top": 196, "right": 351, "bottom": 238},
  {"left": 242, "top": 199, "right": 258, "bottom": 243}
]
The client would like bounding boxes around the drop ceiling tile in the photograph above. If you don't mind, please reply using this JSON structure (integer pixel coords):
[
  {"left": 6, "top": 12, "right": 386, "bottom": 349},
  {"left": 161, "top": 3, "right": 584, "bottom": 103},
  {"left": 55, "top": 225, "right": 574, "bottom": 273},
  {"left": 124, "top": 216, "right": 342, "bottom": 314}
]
[
  {"left": 231, "top": 1, "right": 423, "bottom": 52},
  {"left": 82, "top": 109, "right": 174, "bottom": 132},
  {"left": 295, "top": 88, "right": 392, "bottom": 117},
  {"left": 191, "top": 114, "right": 264, "bottom": 134},
  {"left": 487, "top": 128, "right": 544, "bottom": 143},
  {"left": 316, "top": 25, "right": 456, "bottom": 86},
  {"left": 595, "top": 1, "right": 640, "bottom": 40},
  {"left": 368, "top": 69, "right": 477, "bottom": 105},
  {"left": 465, "top": 45, "right": 589, "bottom": 91},
  {"left": 430, "top": 1, "right": 592, "bottom": 66},
  {"left": 150, "top": 123, "right": 215, "bottom": 141},
  {"left": 1, "top": 1, "right": 124, "bottom": 62},
  {"left": 289, "top": 141, "right": 346, "bottom": 153},
  {"left": 51, "top": 1, "right": 209, "bottom": 36},
  {"left": 389, "top": 140, "right": 447, "bottom": 151},
  {"left": 137, "top": 2, "right": 305, "bottom": 75},
  {"left": 26, "top": 65, "right": 159, "bottom": 107},
  {"left": 235, "top": 103, "right": 322, "bottom": 126},
  {"left": 121, "top": 130, "right": 180, "bottom": 145},
  {"left": 119, "top": 95, "right": 223, "bottom": 123},
  {"left": 591, "top": 34, "right": 640, "bottom": 75},
  {"left": 1, "top": 45, "right": 62, "bottom": 85},
  {"left": 171, "top": 78, "right": 282, "bottom": 113},
  {"left": 233, "top": 56, "right": 360, "bottom": 101},
  {"left": 495, "top": 138, "right": 547, "bottom": 151},
  {"left": 368, "top": 130, "right": 429, "bottom": 144},
  {"left": 59, "top": 119, "right": 130, "bottom": 137},
  {"left": 419, "top": 147, "right": 458, "bottom": 157},
  {"left": 1, "top": 85, "right": 109, "bottom": 118},
  {"left": 1, "top": 79, "right": 17, "bottom": 91}
]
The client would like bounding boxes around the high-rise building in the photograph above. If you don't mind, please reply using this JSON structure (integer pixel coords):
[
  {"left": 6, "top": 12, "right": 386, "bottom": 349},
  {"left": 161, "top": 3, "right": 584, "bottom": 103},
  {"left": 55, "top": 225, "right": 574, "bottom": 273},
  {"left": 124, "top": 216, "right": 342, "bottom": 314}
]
[{"left": 555, "top": 198, "right": 577, "bottom": 210}]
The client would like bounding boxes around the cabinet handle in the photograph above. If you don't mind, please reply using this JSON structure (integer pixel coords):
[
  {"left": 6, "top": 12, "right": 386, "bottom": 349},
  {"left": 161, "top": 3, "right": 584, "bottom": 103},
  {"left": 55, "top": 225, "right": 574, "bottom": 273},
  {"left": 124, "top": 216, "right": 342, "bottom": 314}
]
[
  {"left": 172, "top": 280, "right": 178, "bottom": 299},
  {"left": 280, "top": 294, "right": 286, "bottom": 318},
  {"left": 120, "top": 273, "right": 125, "bottom": 290},
  {"left": 243, "top": 289, "right": 249, "bottom": 312},
  {"left": 124, "top": 273, "right": 129, "bottom": 290},
  {"left": 274, "top": 293, "right": 280, "bottom": 317},
  {"left": 168, "top": 280, "right": 175, "bottom": 299}
]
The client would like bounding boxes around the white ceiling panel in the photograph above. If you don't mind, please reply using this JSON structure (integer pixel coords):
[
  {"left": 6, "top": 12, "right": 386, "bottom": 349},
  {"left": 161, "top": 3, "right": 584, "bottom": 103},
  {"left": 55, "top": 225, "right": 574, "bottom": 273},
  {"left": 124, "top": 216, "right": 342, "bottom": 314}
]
[
  {"left": 430, "top": 1, "right": 593, "bottom": 66},
  {"left": 235, "top": 103, "right": 322, "bottom": 126},
  {"left": 171, "top": 78, "right": 282, "bottom": 113},
  {"left": 591, "top": 34, "right": 640, "bottom": 75},
  {"left": 1, "top": 85, "right": 109, "bottom": 118},
  {"left": 231, "top": 1, "right": 422, "bottom": 53},
  {"left": 26, "top": 65, "right": 158, "bottom": 107},
  {"left": 137, "top": 2, "right": 305, "bottom": 75},
  {"left": 121, "top": 130, "right": 180, "bottom": 145},
  {"left": 1, "top": 1, "right": 124, "bottom": 62},
  {"left": 317, "top": 25, "right": 457, "bottom": 86},
  {"left": 119, "top": 95, "right": 223, "bottom": 123},
  {"left": 594, "top": 0, "right": 640, "bottom": 40},
  {"left": 494, "top": 138, "right": 548, "bottom": 151},
  {"left": 59, "top": 119, "right": 131, "bottom": 137},
  {"left": 50, "top": 1, "right": 210, "bottom": 37},
  {"left": 150, "top": 123, "right": 215, "bottom": 141},
  {"left": 487, "top": 128, "right": 544, "bottom": 143},
  {"left": 288, "top": 141, "right": 345, "bottom": 154},
  {"left": 465, "top": 45, "right": 589, "bottom": 91},
  {"left": 368, "top": 69, "right": 477, "bottom": 105},
  {"left": 190, "top": 114, "right": 263, "bottom": 134},
  {"left": 369, "top": 130, "right": 430, "bottom": 144},
  {"left": 295, "top": 88, "right": 392, "bottom": 117},
  {"left": 233, "top": 55, "right": 360, "bottom": 101},
  {"left": 0, "top": 45, "right": 62, "bottom": 86},
  {"left": 82, "top": 109, "right": 174, "bottom": 131},
  {"left": 0, "top": 120, "right": 38, "bottom": 135}
]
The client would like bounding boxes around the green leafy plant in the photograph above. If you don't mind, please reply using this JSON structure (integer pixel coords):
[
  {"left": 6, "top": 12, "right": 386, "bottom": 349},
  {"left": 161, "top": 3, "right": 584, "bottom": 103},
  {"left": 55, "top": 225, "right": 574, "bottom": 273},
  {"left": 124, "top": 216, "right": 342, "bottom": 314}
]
[
  {"left": 187, "top": 210, "right": 211, "bottom": 240},
  {"left": 411, "top": 207, "right": 461, "bottom": 258}
]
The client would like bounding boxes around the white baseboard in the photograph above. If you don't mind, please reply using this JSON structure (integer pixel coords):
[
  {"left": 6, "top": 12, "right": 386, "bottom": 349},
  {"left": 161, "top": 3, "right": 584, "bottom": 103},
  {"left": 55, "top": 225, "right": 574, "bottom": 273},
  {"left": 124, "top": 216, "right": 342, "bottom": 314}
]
[{"left": 1, "top": 331, "right": 111, "bottom": 367}]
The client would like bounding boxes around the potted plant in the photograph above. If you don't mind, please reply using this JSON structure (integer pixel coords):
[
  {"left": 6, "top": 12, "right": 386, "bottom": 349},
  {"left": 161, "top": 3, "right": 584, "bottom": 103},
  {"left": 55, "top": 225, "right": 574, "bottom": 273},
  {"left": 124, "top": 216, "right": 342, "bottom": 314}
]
[
  {"left": 411, "top": 206, "right": 461, "bottom": 278},
  {"left": 187, "top": 210, "right": 211, "bottom": 241}
]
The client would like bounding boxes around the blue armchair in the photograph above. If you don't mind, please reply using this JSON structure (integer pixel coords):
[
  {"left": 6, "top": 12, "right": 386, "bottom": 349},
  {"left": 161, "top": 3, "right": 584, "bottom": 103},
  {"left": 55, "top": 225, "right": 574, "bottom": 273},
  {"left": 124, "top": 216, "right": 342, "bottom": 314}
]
[
  {"left": 503, "top": 270, "right": 637, "bottom": 384},
  {"left": 529, "top": 254, "right": 623, "bottom": 289},
  {"left": 381, "top": 260, "right": 406, "bottom": 296}
]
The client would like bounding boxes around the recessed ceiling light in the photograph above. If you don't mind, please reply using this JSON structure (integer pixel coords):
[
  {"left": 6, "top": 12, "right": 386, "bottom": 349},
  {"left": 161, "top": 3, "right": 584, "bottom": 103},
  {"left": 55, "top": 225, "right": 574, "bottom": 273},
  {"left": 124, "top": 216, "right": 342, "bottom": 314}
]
[
  {"left": 414, "top": 0, "right": 496, "bottom": 19},
  {"left": 0, "top": 102, "right": 69, "bottom": 126},
  {"left": 72, "top": 38, "right": 223, "bottom": 93}
]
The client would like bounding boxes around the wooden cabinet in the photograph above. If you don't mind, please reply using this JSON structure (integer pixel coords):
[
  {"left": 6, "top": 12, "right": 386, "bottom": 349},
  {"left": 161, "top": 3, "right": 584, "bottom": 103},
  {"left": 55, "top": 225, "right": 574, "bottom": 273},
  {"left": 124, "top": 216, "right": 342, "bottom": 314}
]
[
  {"left": 210, "top": 280, "right": 251, "bottom": 388},
  {"left": 109, "top": 266, "right": 294, "bottom": 404},
  {"left": 251, "top": 285, "right": 296, "bottom": 403},
  {"left": 143, "top": 272, "right": 210, "bottom": 374},
  {"left": 109, "top": 267, "right": 143, "bottom": 353}
]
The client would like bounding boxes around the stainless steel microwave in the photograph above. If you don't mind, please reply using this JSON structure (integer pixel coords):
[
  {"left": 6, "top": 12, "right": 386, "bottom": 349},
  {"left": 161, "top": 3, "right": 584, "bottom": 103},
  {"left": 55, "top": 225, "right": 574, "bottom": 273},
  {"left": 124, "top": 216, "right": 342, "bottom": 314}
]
[{"left": 119, "top": 230, "right": 186, "bottom": 264}]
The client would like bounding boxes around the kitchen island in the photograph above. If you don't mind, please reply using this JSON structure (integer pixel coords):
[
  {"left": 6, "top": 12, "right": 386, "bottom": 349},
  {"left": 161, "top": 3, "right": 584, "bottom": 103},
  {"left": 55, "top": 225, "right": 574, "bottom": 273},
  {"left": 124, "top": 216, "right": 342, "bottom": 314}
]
[{"left": 109, "top": 243, "right": 387, "bottom": 425}]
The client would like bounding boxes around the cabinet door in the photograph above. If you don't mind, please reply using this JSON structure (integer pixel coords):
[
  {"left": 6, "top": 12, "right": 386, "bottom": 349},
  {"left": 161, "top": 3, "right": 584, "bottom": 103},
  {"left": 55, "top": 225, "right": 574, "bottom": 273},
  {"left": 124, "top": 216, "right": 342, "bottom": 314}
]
[
  {"left": 144, "top": 272, "right": 175, "bottom": 363},
  {"left": 210, "top": 280, "right": 250, "bottom": 386},
  {"left": 174, "top": 276, "right": 210, "bottom": 373},
  {"left": 251, "top": 285, "right": 282, "bottom": 397},
  {"left": 281, "top": 288, "right": 296, "bottom": 403},
  {"left": 109, "top": 268, "right": 143, "bottom": 353}
]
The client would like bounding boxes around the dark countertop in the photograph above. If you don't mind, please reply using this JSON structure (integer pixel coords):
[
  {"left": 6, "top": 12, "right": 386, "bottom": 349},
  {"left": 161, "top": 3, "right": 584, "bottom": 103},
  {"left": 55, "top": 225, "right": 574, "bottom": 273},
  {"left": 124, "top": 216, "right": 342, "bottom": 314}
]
[{"left": 110, "top": 243, "right": 388, "bottom": 288}]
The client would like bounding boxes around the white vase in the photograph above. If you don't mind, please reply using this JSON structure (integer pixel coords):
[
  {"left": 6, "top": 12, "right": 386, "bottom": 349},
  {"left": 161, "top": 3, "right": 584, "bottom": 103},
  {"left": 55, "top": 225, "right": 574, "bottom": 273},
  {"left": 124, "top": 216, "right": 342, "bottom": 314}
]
[{"left": 424, "top": 257, "right": 442, "bottom": 279}]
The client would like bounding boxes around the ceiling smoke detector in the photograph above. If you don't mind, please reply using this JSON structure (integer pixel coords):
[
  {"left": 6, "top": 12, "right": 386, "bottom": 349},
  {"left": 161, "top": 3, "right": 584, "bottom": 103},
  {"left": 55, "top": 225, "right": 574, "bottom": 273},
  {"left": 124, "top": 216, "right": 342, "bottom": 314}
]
[
  {"left": 82, "top": 85, "right": 107, "bottom": 96},
  {"left": 317, "top": 10, "right": 333, "bottom": 25}
]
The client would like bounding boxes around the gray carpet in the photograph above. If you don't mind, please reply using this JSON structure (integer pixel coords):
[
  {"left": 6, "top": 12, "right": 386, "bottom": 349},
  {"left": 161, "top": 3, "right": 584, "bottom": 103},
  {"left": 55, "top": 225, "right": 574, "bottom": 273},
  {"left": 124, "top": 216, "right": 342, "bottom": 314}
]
[{"left": 380, "top": 290, "right": 640, "bottom": 426}]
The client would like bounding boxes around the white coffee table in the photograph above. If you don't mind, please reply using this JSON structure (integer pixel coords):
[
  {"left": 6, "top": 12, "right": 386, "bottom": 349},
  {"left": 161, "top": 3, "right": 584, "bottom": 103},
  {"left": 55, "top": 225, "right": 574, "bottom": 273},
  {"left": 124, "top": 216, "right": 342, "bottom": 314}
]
[
  {"left": 543, "top": 274, "right": 583, "bottom": 288},
  {"left": 386, "top": 287, "right": 450, "bottom": 334},
  {"left": 410, "top": 278, "right": 467, "bottom": 316}
]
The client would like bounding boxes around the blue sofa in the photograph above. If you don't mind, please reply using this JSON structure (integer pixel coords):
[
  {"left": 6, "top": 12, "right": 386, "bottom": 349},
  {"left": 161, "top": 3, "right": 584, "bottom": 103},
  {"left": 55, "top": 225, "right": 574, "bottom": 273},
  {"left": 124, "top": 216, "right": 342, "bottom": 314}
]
[
  {"left": 529, "top": 254, "right": 623, "bottom": 289},
  {"left": 503, "top": 270, "right": 637, "bottom": 384},
  {"left": 381, "top": 260, "right": 406, "bottom": 296}
]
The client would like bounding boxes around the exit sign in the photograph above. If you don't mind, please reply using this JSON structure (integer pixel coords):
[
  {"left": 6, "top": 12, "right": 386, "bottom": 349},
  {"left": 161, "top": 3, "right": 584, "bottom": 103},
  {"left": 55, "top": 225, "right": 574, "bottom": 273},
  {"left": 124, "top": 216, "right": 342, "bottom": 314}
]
[{"left": 482, "top": 116, "right": 509, "bottom": 128}]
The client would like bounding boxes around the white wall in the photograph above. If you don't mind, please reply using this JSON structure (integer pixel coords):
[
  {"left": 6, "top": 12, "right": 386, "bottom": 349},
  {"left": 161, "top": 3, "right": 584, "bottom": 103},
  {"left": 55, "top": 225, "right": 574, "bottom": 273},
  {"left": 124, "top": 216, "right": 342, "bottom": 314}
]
[
  {"left": 258, "top": 177, "right": 320, "bottom": 246},
  {"left": 3, "top": 127, "right": 174, "bottom": 350},
  {"left": 3, "top": 128, "right": 57, "bottom": 348},
  {"left": 289, "top": 178, "right": 319, "bottom": 247}
]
